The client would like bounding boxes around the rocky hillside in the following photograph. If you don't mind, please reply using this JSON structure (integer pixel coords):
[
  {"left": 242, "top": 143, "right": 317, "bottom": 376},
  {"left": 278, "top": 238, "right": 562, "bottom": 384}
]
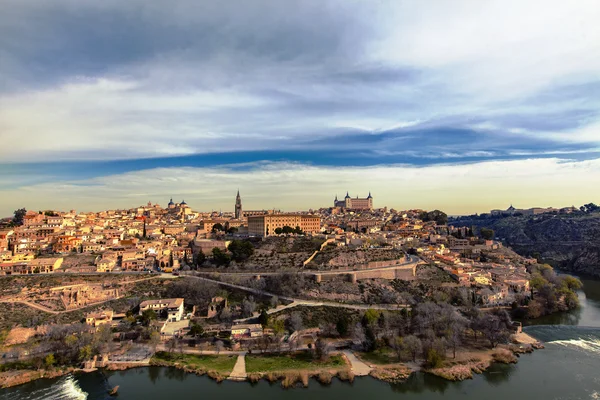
[{"left": 451, "top": 213, "right": 600, "bottom": 277}]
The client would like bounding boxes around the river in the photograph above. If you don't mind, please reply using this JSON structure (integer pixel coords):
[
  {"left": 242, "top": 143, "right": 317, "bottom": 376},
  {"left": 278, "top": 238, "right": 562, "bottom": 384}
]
[{"left": 2, "top": 278, "right": 600, "bottom": 400}]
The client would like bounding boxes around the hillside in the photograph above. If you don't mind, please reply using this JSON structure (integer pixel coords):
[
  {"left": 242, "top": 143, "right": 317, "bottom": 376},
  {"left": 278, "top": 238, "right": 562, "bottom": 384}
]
[{"left": 451, "top": 213, "right": 600, "bottom": 277}]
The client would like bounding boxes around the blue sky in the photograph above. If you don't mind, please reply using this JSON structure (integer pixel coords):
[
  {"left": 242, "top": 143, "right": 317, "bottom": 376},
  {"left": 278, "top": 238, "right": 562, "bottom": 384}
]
[{"left": 1, "top": 0, "right": 599, "bottom": 216}]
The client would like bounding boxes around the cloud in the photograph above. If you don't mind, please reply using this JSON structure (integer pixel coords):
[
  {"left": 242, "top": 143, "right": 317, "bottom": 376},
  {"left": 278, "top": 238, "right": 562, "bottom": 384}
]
[
  {"left": 1, "top": 158, "right": 599, "bottom": 217},
  {"left": 1, "top": 0, "right": 600, "bottom": 230}
]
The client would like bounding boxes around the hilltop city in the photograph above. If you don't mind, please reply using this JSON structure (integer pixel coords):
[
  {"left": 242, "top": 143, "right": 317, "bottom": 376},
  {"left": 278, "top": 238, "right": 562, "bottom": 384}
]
[{"left": 0, "top": 192, "right": 583, "bottom": 388}]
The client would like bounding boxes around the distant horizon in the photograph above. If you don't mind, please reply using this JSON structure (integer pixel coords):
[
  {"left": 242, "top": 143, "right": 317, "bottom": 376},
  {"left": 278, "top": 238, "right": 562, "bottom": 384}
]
[{"left": 1, "top": 193, "right": 592, "bottom": 220}]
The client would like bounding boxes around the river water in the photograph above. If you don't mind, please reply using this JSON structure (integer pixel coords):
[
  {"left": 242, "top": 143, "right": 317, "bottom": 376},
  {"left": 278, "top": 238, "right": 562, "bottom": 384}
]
[{"left": 2, "top": 278, "right": 600, "bottom": 400}]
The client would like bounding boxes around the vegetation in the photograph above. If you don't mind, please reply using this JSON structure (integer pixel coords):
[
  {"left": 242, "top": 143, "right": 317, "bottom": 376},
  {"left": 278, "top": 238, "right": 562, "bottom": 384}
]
[
  {"left": 12, "top": 208, "right": 27, "bottom": 226},
  {"left": 151, "top": 351, "right": 237, "bottom": 374},
  {"left": 517, "top": 264, "right": 582, "bottom": 318},
  {"left": 245, "top": 352, "right": 345, "bottom": 373},
  {"left": 480, "top": 227, "right": 495, "bottom": 240},
  {"left": 419, "top": 210, "right": 448, "bottom": 225},
  {"left": 274, "top": 226, "right": 304, "bottom": 235},
  {"left": 212, "top": 248, "right": 231, "bottom": 266},
  {"left": 227, "top": 240, "right": 254, "bottom": 262}
]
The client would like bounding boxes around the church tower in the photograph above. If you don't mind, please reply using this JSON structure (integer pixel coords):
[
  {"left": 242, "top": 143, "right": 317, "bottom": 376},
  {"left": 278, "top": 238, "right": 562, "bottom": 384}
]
[{"left": 235, "top": 190, "right": 243, "bottom": 219}]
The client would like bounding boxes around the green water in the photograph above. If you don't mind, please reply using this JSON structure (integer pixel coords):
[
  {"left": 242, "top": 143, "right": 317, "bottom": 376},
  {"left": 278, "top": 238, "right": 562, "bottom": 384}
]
[{"left": 2, "top": 278, "right": 600, "bottom": 400}]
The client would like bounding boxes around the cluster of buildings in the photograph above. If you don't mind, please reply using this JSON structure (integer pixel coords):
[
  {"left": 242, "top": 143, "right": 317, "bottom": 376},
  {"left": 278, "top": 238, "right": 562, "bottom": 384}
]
[
  {"left": 0, "top": 191, "right": 327, "bottom": 274},
  {"left": 0, "top": 191, "right": 535, "bottom": 307},
  {"left": 490, "top": 204, "right": 579, "bottom": 217}
]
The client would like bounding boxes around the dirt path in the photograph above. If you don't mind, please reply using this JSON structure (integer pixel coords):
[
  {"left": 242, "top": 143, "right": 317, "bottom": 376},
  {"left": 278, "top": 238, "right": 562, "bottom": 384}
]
[
  {"left": 228, "top": 354, "right": 247, "bottom": 380},
  {"left": 0, "top": 296, "right": 124, "bottom": 315},
  {"left": 342, "top": 350, "right": 372, "bottom": 376}
]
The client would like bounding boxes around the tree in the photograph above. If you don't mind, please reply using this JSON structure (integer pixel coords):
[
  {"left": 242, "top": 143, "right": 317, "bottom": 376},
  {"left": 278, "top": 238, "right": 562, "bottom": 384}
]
[
  {"left": 271, "top": 319, "right": 285, "bottom": 336},
  {"left": 445, "top": 326, "right": 462, "bottom": 359},
  {"left": 352, "top": 323, "right": 367, "bottom": 350},
  {"left": 480, "top": 228, "right": 495, "bottom": 240},
  {"left": 241, "top": 296, "right": 257, "bottom": 318},
  {"left": 79, "top": 345, "right": 92, "bottom": 361},
  {"left": 149, "top": 331, "right": 161, "bottom": 352},
  {"left": 281, "top": 226, "right": 295, "bottom": 234},
  {"left": 289, "top": 312, "right": 304, "bottom": 332},
  {"left": 12, "top": 208, "right": 26, "bottom": 226},
  {"left": 189, "top": 323, "right": 205, "bottom": 338},
  {"left": 215, "top": 340, "right": 224, "bottom": 354},
  {"left": 258, "top": 310, "right": 270, "bottom": 328},
  {"left": 211, "top": 223, "right": 224, "bottom": 233},
  {"left": 228, "top": 240, "right": 254, "bottom": 262},
  {"left": 167, "top": 338, "right": 177, "bottom": 353},
  {"left": 93, "top": 324, "right": 113, "bottom": 353},
  {"left": 44, "top": 353, "right": 56, "bottom": 368},
  {"left": 479, "top": 313, "right": 511, "bottom": 348},
  {"left": 195, "top": 251, "right": 206, "bottom": 268},
  {"left": 314, "top": 338, "right": 329, "bottom": 360},
  {"left": 336, "top": 315, "right": 350, "bottom": 336},
  {"left": 274, "top": 227, "right": 283, "bottom": 235},
  {"left": 212, "top": 247, "right": 231, "bottom": 266},
  {"left": 419, "top": 210, "right": 448, "bottom": 225},
  {"left": 362, "top": 309, "right": 380, "bottom": 326},
  {"left": 426, "top": 348, "right": 444, "bottom": 368},
  {"left": 402, "top": 335, "right": 422, "bottom": 362},
  {"left": 219, "top": 307, "right": 232, "bottom": 322},
  {"left": 141, "top": 309, "right": 157, "bottom": 326}
]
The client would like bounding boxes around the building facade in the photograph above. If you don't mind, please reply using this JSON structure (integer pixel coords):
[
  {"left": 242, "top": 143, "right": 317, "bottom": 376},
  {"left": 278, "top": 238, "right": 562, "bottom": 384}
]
[
  {"left": 247, "top": 214, "right": 321, "bottom": 236},
  {"left": 139, "top": 298, "right": 185, "bottom": 321},
  {"left": 334, "top": 192, "right": 373, "bottom": 210}
]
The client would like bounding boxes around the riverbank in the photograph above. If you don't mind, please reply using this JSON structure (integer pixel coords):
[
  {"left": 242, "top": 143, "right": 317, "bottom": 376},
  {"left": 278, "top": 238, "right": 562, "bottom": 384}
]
[
  {"left": 354, "top": 332, "right": 544, "bottom": 383},
  {"left": 0, "top": 366, "right": 75, "bottom": 389},
  {"left": 0, "top": 332, "right": 544, "bottom": 390}
]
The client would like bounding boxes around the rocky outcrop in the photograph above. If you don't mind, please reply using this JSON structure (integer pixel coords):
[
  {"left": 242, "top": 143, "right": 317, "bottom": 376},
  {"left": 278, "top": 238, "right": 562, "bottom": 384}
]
[{"left": 452, "top": 214, "right": 600, "bottom": 277}]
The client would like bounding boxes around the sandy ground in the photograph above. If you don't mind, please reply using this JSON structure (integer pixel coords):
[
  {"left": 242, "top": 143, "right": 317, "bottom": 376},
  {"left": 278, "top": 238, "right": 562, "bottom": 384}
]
[{"left": 513, "top": 331, "right": 539, "bottom": 344}]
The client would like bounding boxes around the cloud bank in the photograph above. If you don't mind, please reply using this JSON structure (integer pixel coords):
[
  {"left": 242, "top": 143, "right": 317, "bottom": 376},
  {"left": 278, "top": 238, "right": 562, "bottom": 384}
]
[{"left": 0, "top": 0, "right": 599, "bottom": 214}]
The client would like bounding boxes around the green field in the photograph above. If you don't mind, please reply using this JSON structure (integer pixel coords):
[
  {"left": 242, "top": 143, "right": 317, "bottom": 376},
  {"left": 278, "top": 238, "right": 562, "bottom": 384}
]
[
  {"left": 151, "top": 351, "right": 238, "bottom": 374},
  {"left": 245, "top": 352, "right": 347, "bottom": 373},
  {"left": 357, "top": 349, "right": 398, "bottom": 365}
]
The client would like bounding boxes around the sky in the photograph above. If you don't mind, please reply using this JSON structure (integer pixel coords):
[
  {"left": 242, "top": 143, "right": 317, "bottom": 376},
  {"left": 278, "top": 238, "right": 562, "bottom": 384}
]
[{"left": 1, "top": 0, "right": 599, "bottom": 216}]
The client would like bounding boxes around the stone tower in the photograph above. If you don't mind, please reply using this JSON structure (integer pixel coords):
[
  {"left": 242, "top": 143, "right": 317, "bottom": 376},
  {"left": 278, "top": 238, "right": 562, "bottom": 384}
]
[{"left": 235, "top": 190, "right": 243, "bottom": 219}]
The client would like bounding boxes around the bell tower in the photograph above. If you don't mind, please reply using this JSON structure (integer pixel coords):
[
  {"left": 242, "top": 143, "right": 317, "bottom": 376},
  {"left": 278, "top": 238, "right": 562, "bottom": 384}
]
[{"left": 235, "top": 190, "right": 243, "bottom": 219}]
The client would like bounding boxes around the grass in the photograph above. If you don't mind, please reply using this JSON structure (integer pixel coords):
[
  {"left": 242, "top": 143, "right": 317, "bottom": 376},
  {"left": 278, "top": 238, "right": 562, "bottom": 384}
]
[
  {"left": 245, "top": 352, "right": 347, "bottom": 373},
  {"left": 358, "top": 349, "right": 399, "bottom": 365},
  {"left": 151, "top": 351, "right": 238, "bottom": 374}
]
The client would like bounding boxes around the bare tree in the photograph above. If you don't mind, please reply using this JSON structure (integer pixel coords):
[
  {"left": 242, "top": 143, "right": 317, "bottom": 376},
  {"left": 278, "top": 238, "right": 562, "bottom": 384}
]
[
  {"left": 241, "top": 296, "right": 257, "bottom": 318},
  {"left": 167, "top": 338, "right": 177, "bottom": 354},
  {"left": 352, "top": 323, "right": 367, "bottom": 350},
  {"left": 314, "top": 338, "right": 330, "bottom": 360},
  {"left": 402, "top": 335, "right": 422, "bottom": 362},
  {"left": 289, "top": 312, "right": 304, "bottom": 332},
  {"left": 215, "top": 340, "right": 224, "bottom": 354},
  {"left": 149, "top": 331, "right": 161, "bottom": 353}
]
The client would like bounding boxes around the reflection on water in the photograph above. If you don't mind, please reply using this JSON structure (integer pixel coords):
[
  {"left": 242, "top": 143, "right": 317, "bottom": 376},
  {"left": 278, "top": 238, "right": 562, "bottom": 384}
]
[
  {"left": 390, "top": 372, "right": 453, "bottom": 394},
  {"left": 524, "top": 277, "right": 600, "bottom": 327},
  {"left": 482, "top": 363, "right": 515, "bottom": 386}
]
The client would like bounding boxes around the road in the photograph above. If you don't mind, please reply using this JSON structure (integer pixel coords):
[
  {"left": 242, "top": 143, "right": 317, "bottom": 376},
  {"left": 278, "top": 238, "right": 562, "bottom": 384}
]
[
  {"left": 192, "top": 255, "right": 421, "bottom": 278},
  {"left": 184, "top": 274, "right": 410, "bottom": 323}
]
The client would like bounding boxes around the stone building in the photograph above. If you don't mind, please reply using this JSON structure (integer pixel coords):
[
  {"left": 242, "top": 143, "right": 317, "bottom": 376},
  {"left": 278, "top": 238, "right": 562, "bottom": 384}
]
[
  {"left": 334, "top": 192, "right": 373, "bottom": 210},
  {"left": 247, "top": 214, "right": 321, "bottom": 236},
  {"left": 234, "top": 190, "right": 243, "bottom": 219}
]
